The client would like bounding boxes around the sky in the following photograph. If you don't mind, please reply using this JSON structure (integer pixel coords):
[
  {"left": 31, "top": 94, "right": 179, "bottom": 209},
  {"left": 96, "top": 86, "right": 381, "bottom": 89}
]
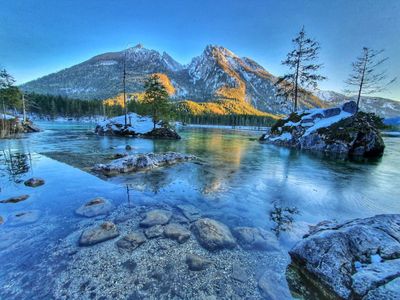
[{"left": 1, "top": 0, "right": 399, "bottom": 100}]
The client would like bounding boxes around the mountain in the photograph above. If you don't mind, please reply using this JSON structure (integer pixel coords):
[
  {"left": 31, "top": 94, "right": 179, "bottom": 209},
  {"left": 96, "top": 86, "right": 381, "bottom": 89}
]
[
  {"left": 21, "top": 44, "right": 323, "bottom": 115},
  {"left": 314, "top": 90, "right": 400, "bottom": 118}
]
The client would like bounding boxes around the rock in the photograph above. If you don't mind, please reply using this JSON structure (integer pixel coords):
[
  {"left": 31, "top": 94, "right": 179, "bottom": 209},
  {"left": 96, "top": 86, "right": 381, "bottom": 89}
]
[
  {"left": 192, "top": 218, "right": 236, "bottom": 251},
  {"left": 141, "top": 127, "right": 181, "bottom": 140},
  {"left": 125, "top": 145, "right": 132, "bottom": 150},
  {"left": 343, "top": 100, "right": 357, "bottom": 114},
  {"left": 95, "top": 113, "right": 154, "bottom": 136},
  {"left": 186, "top": 254, "right": 212, "bottom": 271},
  {"left": 261, "top": 101, "right": 385, "bottom": 159},
  {"left": 0, "top": 216, "right": 4, "bottom": 225},
  {"left": 93, "top": 152, "right": 197, "bottom": 176},
  {"left": 24, "top": 178, "right": 45, "bottom": 187},
  {"left": 163, "top": 223, "right": 191, "bottom": 243},
  {"left": 79, "top": 221, "right": 119, "bottom": 246},
  {"left": 116, "top": 232, "right": 146, "bottom": 252},
  {"left": 176, "top": 204, "right": 202, "bottom": 222},
  {"left": 7, "top": 210, "right": 40, "bottom": 226},
  {"left": 0, "top": 194, "right": 30, "bottom": 203},
  {"left": 113, "top": 153, "right": 127, "bottom": 159},
  {"left": 144, "top": 225, "right": 164, "bottom": 239},
  {"left": 231, "top": 264, "right": 247, "bottom": 282},
  {"left": 233, "top": 227, "right": 279, "bottom": 251},
  {"left": 258, "top": 271, "right": 292, "bottom": 300},
  {"left": 75, "top": 197, "right": 113, "bottom": 217},
  {"left": 289, "top": 214, "right": 400, "bottom": 299},
  {"left": 140, "top": 209, "right": 172, "bottom": 227}
]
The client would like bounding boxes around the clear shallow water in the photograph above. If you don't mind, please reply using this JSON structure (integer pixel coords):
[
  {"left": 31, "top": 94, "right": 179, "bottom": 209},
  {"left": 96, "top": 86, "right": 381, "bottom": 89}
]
[{"left": 0, "top": 121, "right": 399, "bottom": 299}]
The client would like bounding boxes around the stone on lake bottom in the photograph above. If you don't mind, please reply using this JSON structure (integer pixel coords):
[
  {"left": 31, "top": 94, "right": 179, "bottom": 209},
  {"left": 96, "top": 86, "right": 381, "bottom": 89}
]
[
  {"left": 24, "top": 178, "right": 45, "bottom": 187},
  {"left": 163, "top": 223, "right": 191, "bottom": 243},
  {"left": 140, "top": 209, "right": 172, "bottom": 227},
  {"left": 79, "top": 221, "right": 119, "bottom": 246},
  {"left": 0, "top": 194, "right": 30, "bottom": 204},
  {"left": 116, "top": 232, "right": 146, "bottom": 252},
  {"left": 233, "top": 227, "right": 279, "bottom": 251},
  {"left": 144, "top": 225, "right": 164, "bottom": 239},
  {"left": 7, "top": 210, "right": 40, "bottom": 226},
  {"left": 192, "top": 218, "right": 236, "bottom": 251},
  {"left": 75, "top": 197, "right": 113, "bottom": 218},
  {"left": 186, "top": 254, "right": 212, "bottom": 271}
]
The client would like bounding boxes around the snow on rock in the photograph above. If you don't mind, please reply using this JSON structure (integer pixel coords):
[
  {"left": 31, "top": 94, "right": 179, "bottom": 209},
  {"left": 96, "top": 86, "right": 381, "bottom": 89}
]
[
  {"left": 93, "top": 152, "right": 197, "bottom": 176},
  {"left": 95, "top": 113, "right": 158, "bottom": 136},
  {"left": 260, "top": 101, "right": 385, "bottom": 158}
]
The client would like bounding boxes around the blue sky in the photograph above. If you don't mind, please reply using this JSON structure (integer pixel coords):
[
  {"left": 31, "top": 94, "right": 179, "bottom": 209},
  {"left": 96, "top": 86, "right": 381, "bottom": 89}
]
[{"left": 1, "top": 0, "right": 399, "bottom": 99}]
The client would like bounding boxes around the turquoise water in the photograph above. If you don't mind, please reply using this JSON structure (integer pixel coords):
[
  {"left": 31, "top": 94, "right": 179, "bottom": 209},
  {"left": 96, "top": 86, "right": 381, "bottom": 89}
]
[{"left": 0, "top": 122, "right": 399, "bottom": 299}]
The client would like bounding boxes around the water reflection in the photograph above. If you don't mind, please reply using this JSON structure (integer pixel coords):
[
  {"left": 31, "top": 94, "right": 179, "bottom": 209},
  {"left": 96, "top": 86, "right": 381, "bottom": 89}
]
[
  {"left": 270, "top": 205, "right": 300, "bottom": 237},
  {"left": 0, "top": 150, "right": 32, "bottom": 184}
]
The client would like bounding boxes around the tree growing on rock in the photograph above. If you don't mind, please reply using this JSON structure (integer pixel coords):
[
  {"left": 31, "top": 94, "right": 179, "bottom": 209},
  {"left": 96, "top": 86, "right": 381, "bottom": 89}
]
[
  {"left": 276, "top": 27, "right": 326, "bottom": 112},
  {"left": 344, "top": 47, "right": 396, "bottom": 113},
  {"left": 143, "top": 74, "right": 171, "bottom": 129}
]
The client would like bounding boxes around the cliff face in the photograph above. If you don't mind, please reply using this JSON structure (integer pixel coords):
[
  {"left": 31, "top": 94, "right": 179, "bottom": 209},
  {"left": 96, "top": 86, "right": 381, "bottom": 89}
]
[{"left": 260, "top": 101, "right": 385, "bottom": 159}]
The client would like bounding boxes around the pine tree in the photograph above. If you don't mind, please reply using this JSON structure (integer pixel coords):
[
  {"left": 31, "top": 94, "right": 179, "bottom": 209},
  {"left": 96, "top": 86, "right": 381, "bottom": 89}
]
[
  {"left": 143, "top": 74, "right": 171, "bottom": 129},
  {"left": 0, "top": 69, "right": 22, "bottom": 110},
  {"left": 344, "top": 47, "right": 396, "bottom": 113},
  {"left": 276, "top": 27, "right": 326, "bottom": 112}
]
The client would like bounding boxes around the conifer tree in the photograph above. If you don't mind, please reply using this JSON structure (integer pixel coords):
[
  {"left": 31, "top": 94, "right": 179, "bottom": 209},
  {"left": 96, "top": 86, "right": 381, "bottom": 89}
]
[
  {"left": 276, "top": 27, "right": 326, "bottom": 112},
  {"left": 143, "top": 74, "right": 171, "bottom": 129}
]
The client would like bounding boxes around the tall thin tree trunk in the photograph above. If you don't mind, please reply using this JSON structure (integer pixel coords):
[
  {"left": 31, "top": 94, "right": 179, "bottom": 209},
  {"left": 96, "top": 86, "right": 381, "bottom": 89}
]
[{"left": 356, "top": 50, "right": 368, "bottom": 114}]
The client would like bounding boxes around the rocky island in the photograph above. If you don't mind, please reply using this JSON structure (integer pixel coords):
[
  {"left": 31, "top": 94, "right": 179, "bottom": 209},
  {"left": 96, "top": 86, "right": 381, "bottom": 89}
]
[
  {"left": 95, "top": 113, "right": 181, "bottom": 139},
  {"left": 260, "top": 101, "right": 385, "bottom": 159}
]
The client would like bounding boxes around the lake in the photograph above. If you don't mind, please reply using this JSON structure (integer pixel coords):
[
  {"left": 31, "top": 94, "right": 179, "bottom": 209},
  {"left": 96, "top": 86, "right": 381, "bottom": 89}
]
[{"left": 0, "top": 121, "right": 399, "bottom": 299}]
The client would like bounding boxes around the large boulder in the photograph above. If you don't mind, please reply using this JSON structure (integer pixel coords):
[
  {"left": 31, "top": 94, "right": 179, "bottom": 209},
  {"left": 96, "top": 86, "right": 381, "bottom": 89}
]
[
  {"left": 75, "top": 197, "right": 113, "bottom": 217},
  {"left": 288, "top": 214, "right": 400, "bottom": 299},
  {"left": 261, "top": 101, "right": 385, "bottom": 159},
  {"left": 192, "top": 218, "right": 236, "bottom": 251},
  {"left": 79, "top": 221, "right": 119, "bottom": 246},
  {"left": 93, "top": 152, "right": 197, "bottom": 176}
]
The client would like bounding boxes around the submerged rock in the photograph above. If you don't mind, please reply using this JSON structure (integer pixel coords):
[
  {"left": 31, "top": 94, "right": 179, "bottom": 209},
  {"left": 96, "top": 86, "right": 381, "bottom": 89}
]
[
  {"left": 144, "top": 225, "right": 164, "bottom": 239},
  {"left": 116, "top": 232, "right": 146, "bottom": 252},
  {"left": 186, "top": 254, "right": 212, "bottom": 271},
  {"left": 7, "top": 210, "right": 40, "bottom": 226},
  {"left": 140, "top": 209, "right": 172, "bottom": 227},
  {"left": 75, "top": 197, "right": 113, "bottom": 218},
  {"left": 233, "top": 227, "right": 279, "bottom": 251},
  {"left": 192, "top": 218, "right": 236, "bottom": 251},
  {"left": 258, "top": 271, "right": 292, "bottom": 300},
  {"left": 176, "top": 204, "right": 202, "bottom": 222},
  {"left": 24, "top": 177, "right": 45, "bottom": 187},
  {"left": 93, "top": 152, "right": 197, "bottom": 176},
  {"left": 261, "top": 101, "right": 385, "bottom": 159},
  {"left": 141, "top": 127, "right": 181, "bottom": 140},
  {"left": 0, "top": 216, "right": 4, "bottom": 225},
  {"left": 79, "top": 221, "right": 119, "bottom": 246},
  {"left": 289, "top": 214, "right": 400, "bottom": 299},
  {"left": 0, "top": 194, "right": 30, "bottom": 204},
  {"left": 163, "top": 223, "right": 191, "bottom": 243}
]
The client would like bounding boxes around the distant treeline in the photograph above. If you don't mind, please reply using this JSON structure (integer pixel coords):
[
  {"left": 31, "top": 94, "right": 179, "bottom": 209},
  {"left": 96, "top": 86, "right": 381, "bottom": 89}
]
[
  {"left": 24, "top": 93, "right": 121, "bottom": 118},
  {"left": 23, "top": 93, "right": 275, "bottom": 126}
]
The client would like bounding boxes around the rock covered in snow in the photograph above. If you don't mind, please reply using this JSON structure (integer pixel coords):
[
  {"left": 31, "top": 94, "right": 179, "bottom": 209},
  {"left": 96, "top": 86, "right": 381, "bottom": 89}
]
[
  {"left": 289, "top": 214, "right": 400, "bottom": 299},
  {"left": 93, "top": 152, "right": 197, "bottom": 176},
  {"left": 261, "top": 101, "right": 385, "bottom": 158},
  {"left": 95, "top": 113, "right": 159, "bottom": 136}
]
